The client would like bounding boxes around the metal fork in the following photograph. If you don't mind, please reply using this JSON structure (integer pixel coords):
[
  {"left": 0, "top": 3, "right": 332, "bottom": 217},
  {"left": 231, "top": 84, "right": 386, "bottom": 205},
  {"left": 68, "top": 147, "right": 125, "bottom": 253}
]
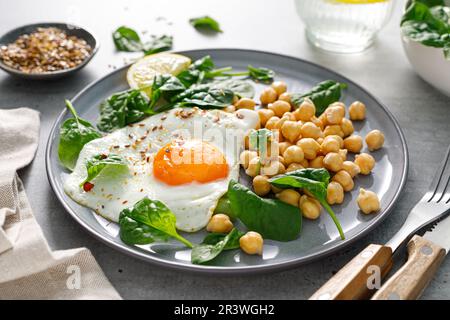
[{"left": 310, "top": 145, "right": 450, "bottom": 300}]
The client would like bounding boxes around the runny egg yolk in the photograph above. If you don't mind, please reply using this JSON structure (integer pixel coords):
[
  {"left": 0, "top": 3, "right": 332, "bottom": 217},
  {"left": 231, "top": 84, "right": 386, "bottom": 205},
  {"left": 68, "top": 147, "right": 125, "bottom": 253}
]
[{"left": 153, "top": 140, "right": 229, "bottom": 185}]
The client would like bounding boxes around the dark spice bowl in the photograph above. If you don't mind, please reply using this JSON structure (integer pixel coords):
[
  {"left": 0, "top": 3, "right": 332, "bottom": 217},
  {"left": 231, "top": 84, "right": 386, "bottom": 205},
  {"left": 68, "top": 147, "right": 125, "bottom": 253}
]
[{"left": 0, "top": 22, "right": 99, "bottom": 80}]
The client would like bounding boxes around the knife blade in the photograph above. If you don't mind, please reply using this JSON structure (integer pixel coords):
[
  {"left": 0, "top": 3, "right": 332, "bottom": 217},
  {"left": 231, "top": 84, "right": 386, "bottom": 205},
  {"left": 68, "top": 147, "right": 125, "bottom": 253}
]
[{"left": 371, "top": 215, "right": 450, "bottom": 300}]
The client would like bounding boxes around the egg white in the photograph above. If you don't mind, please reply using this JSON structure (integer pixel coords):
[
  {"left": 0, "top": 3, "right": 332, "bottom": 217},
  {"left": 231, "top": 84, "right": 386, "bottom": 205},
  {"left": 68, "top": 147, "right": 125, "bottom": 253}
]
[{"left": 63, "top": 107, "right": 259, "bottom": 232}]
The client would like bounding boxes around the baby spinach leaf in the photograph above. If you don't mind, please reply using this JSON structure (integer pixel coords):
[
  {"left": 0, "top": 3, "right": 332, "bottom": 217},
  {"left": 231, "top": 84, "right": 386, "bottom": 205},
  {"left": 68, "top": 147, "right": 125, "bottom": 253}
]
[
  {"left": 143, "top": 35, "right": 173, "bottom": 55},
  {"left": 191, "top": 228, "right": 241, "bottom": 265},
  {"left": 80, "top": 153, "right": 128, "bottom": 187},
  {"left": 247, "top": 65, "right": 275, "bottom": 82},
  {"left": 120, "top": 197, "right": 193, "bottom": 248},
  {"left": 58, "top": 100, "right": 102, "bottom": 171},
  {"left": 177, "top": 55, "right": 215, "bottom": 87},
  {"left": 227, "top": 180, "right": 302, "bottom": 242},
  {"left": 211, "top": 79, "right": 255, "bottom": 98},
  {"left": 150, "top": 74, "right": 186, "bottom": 108},
  {"left": 214, "top": 194, "right": 237, "bottom": 220},
  {"left": 291, "top": 80, "right": 347, "bottom": 116},
  {"left": 119, "top": 213, "right": 170, "bottom": 245},
  {"left": 201, "top": 230, "right": 244, "bottom": 250},
  {"left": 172, "top": 84, "right": 234, "bottom": 109},
  {"left": 269, "top": 168, "right": 344, "bottom": 240},
  {"left": 189, "top": 16, "right": 223, "bottom": 33},
  {"left": 97, "top": 89, "right": 151, "bottom": 132},
  {"left": 113, "top": 26, "right": 143, "bottom": 52}
]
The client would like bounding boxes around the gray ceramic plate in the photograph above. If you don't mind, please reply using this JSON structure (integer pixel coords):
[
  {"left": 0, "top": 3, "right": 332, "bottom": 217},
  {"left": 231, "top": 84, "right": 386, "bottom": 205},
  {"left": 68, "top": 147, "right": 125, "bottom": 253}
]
[
  {"left": 0, "top": 22, "right": 99, "bottom": 79},
  {"left": 46, "top": 49, "right": 408, "bottom": 274}
]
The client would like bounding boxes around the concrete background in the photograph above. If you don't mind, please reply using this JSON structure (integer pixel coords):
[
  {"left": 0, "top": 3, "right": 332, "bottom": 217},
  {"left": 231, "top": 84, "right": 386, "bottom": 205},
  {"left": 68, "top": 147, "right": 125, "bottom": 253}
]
[{"left": 1, "top": 0, "right": 449, "bottom": 299}]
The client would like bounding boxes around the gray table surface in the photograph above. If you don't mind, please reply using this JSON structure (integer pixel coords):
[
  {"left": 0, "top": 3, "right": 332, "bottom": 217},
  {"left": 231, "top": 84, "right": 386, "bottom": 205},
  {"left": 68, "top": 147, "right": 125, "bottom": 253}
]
[{"left": 1, "top": 0, "right": 449, "bottom": 300}]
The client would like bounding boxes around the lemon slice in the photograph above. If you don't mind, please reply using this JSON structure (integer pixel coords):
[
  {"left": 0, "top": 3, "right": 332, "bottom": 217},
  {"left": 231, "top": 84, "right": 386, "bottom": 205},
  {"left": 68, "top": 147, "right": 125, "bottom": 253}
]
[{"left": 127, "top": 53, "right": 191, "bottom": 97}]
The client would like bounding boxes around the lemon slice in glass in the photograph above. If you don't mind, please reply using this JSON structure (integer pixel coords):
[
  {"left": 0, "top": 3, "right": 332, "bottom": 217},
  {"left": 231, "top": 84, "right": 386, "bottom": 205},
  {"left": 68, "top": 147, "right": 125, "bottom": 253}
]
[{"left": 127, "top": 53, "right": 191, "bottom": 97}]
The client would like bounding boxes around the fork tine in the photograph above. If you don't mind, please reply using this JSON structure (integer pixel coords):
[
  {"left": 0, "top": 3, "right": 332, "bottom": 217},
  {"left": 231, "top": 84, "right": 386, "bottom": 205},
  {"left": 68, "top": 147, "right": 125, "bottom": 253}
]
[{"left": 428, "top": 145, "right": 450, "bottom": 203}]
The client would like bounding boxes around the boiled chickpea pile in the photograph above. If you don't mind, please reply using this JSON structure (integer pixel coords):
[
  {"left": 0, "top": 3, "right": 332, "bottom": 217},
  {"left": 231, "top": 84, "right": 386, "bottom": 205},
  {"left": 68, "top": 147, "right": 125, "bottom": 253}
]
[{"left": 237, "top": 81, "right": 384, "bottom": 222}]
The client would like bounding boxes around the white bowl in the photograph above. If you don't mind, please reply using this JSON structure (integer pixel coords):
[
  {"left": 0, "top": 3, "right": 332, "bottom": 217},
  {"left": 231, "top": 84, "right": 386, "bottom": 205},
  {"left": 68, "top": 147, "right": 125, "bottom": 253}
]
[{"left": 402, "top": 35, "right": 450, "bottom": 96}]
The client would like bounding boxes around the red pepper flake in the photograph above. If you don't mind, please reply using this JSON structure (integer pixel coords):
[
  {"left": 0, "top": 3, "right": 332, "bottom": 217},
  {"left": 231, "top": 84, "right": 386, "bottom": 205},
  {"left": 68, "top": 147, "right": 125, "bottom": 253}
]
[
  {"left": 83, "top": 182, "right": 94, "bottom": 192},
  {"left": 122, "top": 200, "right": 128, "bottom": 205}
]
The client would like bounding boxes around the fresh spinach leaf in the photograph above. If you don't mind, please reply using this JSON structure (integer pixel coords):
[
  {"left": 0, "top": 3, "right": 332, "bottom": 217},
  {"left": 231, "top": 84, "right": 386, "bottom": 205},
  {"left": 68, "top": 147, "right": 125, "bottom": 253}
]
[
  {"left": 211, "top": 79, "right": 255, "bottom": 98},
  {"left": 189, "top": 16, "right": 223, "bottom": 33},
  {"left": 201, "top": 230, "right": 244, "bottom": 250},
  {"left": 150, "top": 74, "right": 186, "bottom": 108},
  {"left": 119, "top": 212, "right": 170, "bottom": 245},
  {"left": 58, "top": 100, "right": 102, "bottom": 171},
  {"left": 291, "top": 80, "right": 347, "bottom": 116},
  {"left": 269, "top": 168, "right": 344, "bottom": 240},
  {"left": 214, "top": 194, "right": 237, "bottom": 220},
  {"left": 171, "top": 84, "right": 234, "bottom": 109},
  {"left": 191, "top": 228, "right": 241, "bottom": 265},
  {"left": 80, "top": 153, "right": 128, "bottom": 187},
  {"left": 227, "top": 180, "right": 302, "bottom": 242},
  {"left": 247, "top": 65, "right": 275, "bottom": 82},
  {"left": 119, "top": 197, "right": 193, "bottom": 248},
  {"left": 97, "top": 89, "right": 151, "bottom": 132},
  {"left": 113, "top": 26, "right": 143, "bottom": 52},
  {"left": 177, "top": 55, "right": 215, "bottom": 87},
  {"left": 143, "top": 35, "right": 173, "bottom": 55}
]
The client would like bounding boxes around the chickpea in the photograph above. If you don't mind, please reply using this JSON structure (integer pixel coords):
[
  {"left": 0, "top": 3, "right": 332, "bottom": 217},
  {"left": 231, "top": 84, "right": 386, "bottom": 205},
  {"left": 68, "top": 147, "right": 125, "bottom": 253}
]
[
  {"left": 261, "top": 160, "right": 285, "bottom": 177},
  {"left": 321, "top": 137, "right": 340, "bottom": 154},
  {"left": 340, "top": 118, "right": 354, "bottom": 137},
  {"left": 257, "top": 109, "right": 275, "bottom": 127},
  {"left": 318, "top": 112, "right": 328, "bottom": 127},
  {"left": 278, "top": 155, "right": 286, "bottom": 167},
  {"left": 299, "top": 195, "right": 321, "bottom": 220},
  {"left": 296, "top": 138, "right": 320, "bottom": 160},
  {"left": 260, "top": 87, "right": 278, "bottom": 105},
  {"left": 240, "top": 231, "right": 264, "bottom": 255},
  {"left": 354, "top": 153, "right": 375, "bottom": 175},
  {"left": 323, "top": 152, "right": 344, "bottom": 172},
  {"left": 301, "top": 122, "right": 323, "bottom": 140},
  {"left": 282, "top": 112, "right": 296, "bottom": 121},
  {"left": 311, "top": 116, "right": 324, "bottom": 131},
  {"left": 276, "top": 189, "right": 301, "bottom": 207},
  {"left": 223, "top": 105, "right": 236, "bottom": 113},
  {"left": 328, "top": 102, "right": 346, "bottom": 116},
  {"left": 240, "top": 150, "right": 258, "bottom": 169},
  {"left": 338, "top": 149, "right": 348, "bottom": 161},
  {"left": 207, "top": 214, "right": 233, "bottom": 233},
  {"left": 281, "top": 120, "right": 302, "bottom": 143},
  {"left": 269, "top": 100, "right": 291, "bottom": 117},
  {"left": 265, "top": 116, "right": 280, "bottom": 130},
  {"left": 300, "top": 158, "right": 309, "bottom": 168},
  {"left": 323, "top": 125, "right": 344, "bottom": 138},
  {"left": 278, "top": 141, "right": 292, "bottom": 156},
  {"left": 274, "top": 116, "right": 289, "bottom": 130},
  {"left": 246, "top": 156, "right": 261, "bottom": 177},
  {"left": 342, "top": 161, "right": 361, "bottom": 178},
  {"left": 235, "top": 98, "right": 256, "bottom": 110},
  {"left": 349, "top": 101, "right": 366, "bottom": 121},
  {"left": 327, "top": 181, "right": 344, "bottom": 205},
  {"left": 253, "top": 175, "right": 271, "bottom": 196},
  {"left": 271, "top": 81, "right": 287, "bottom": 96},
  {"left": 325, "top": 106, "right": 344, "bottom": 124},
  {"left": 326, "top": 135, "right": 344, "bottom": 148},
  {"left": 332, "top": 170, "right": 354, "bottom": 192},
  {"left": 357, "top": 188, "right": 380, "bottom": 214},
  {"left": 283, "top": 145, "right": 305, "bottom": 165},
  {"left": 317, "top": 137, "right": 324, "bottom": 145},
  {"left": 294, "top": 98, "right": 316, "bottom": 121},
  {"left": 271, "top": 184, "right": 283, "bottom": 194},
  {"left": 278, "top": 92, "right": 291, "bottom": 104},
  {"left": 309, "top": 155, "right": 324, "bottom": 168},
  {"left": 365, "top": 129, "right": 385, "bottom": 151},
  {"left": 344, "top": 135, "right": 363, "bottom": 153},
  {"left": 286, "top": 162, "right": 304, "bottom": 172}
]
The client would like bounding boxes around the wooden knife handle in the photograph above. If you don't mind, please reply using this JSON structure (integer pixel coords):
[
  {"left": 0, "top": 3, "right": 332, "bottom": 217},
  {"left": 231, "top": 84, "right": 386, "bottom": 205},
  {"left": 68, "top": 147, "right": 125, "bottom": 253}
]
[
  {"left": 309, "top": 244, "right": 393, "bottom": 300},
  {"left": 371, "top": 235, "right": 446, "bottom": 300}
]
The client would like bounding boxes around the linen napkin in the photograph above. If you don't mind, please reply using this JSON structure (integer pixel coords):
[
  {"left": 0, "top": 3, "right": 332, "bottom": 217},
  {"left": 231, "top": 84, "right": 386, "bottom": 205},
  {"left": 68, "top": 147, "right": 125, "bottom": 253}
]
[{"left": 0, "top": 108, "right": 121, "bottom": 299}]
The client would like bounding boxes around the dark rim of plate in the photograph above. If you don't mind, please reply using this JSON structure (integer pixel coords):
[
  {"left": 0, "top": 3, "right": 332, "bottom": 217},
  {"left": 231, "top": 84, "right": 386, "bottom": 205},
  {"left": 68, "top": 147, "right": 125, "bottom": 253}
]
[{"left": 45, "top": 48, "right": 409, "bottom": 275}]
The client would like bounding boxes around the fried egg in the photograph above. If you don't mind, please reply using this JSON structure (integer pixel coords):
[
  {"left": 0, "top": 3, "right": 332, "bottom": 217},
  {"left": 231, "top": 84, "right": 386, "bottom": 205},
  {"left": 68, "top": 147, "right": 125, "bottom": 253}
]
[{"left": 63, "top": 107, "right": 259, "bottom": 232}]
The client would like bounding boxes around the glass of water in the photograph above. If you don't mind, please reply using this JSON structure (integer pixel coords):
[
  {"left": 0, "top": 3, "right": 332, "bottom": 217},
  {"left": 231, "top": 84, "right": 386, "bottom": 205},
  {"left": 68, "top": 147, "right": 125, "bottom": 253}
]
[{"left": 295, "top": 0, "right": 394, "bottom": 53}]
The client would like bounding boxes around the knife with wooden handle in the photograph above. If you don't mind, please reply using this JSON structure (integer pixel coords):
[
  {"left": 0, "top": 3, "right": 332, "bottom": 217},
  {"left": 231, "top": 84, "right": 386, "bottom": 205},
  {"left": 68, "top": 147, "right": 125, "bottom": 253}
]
[
  {"left": 310, "top": 145, "right": 450, "bottom": 300},
  {"left": 371, "top": 216, "right": 450, "bottom": 300}
]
